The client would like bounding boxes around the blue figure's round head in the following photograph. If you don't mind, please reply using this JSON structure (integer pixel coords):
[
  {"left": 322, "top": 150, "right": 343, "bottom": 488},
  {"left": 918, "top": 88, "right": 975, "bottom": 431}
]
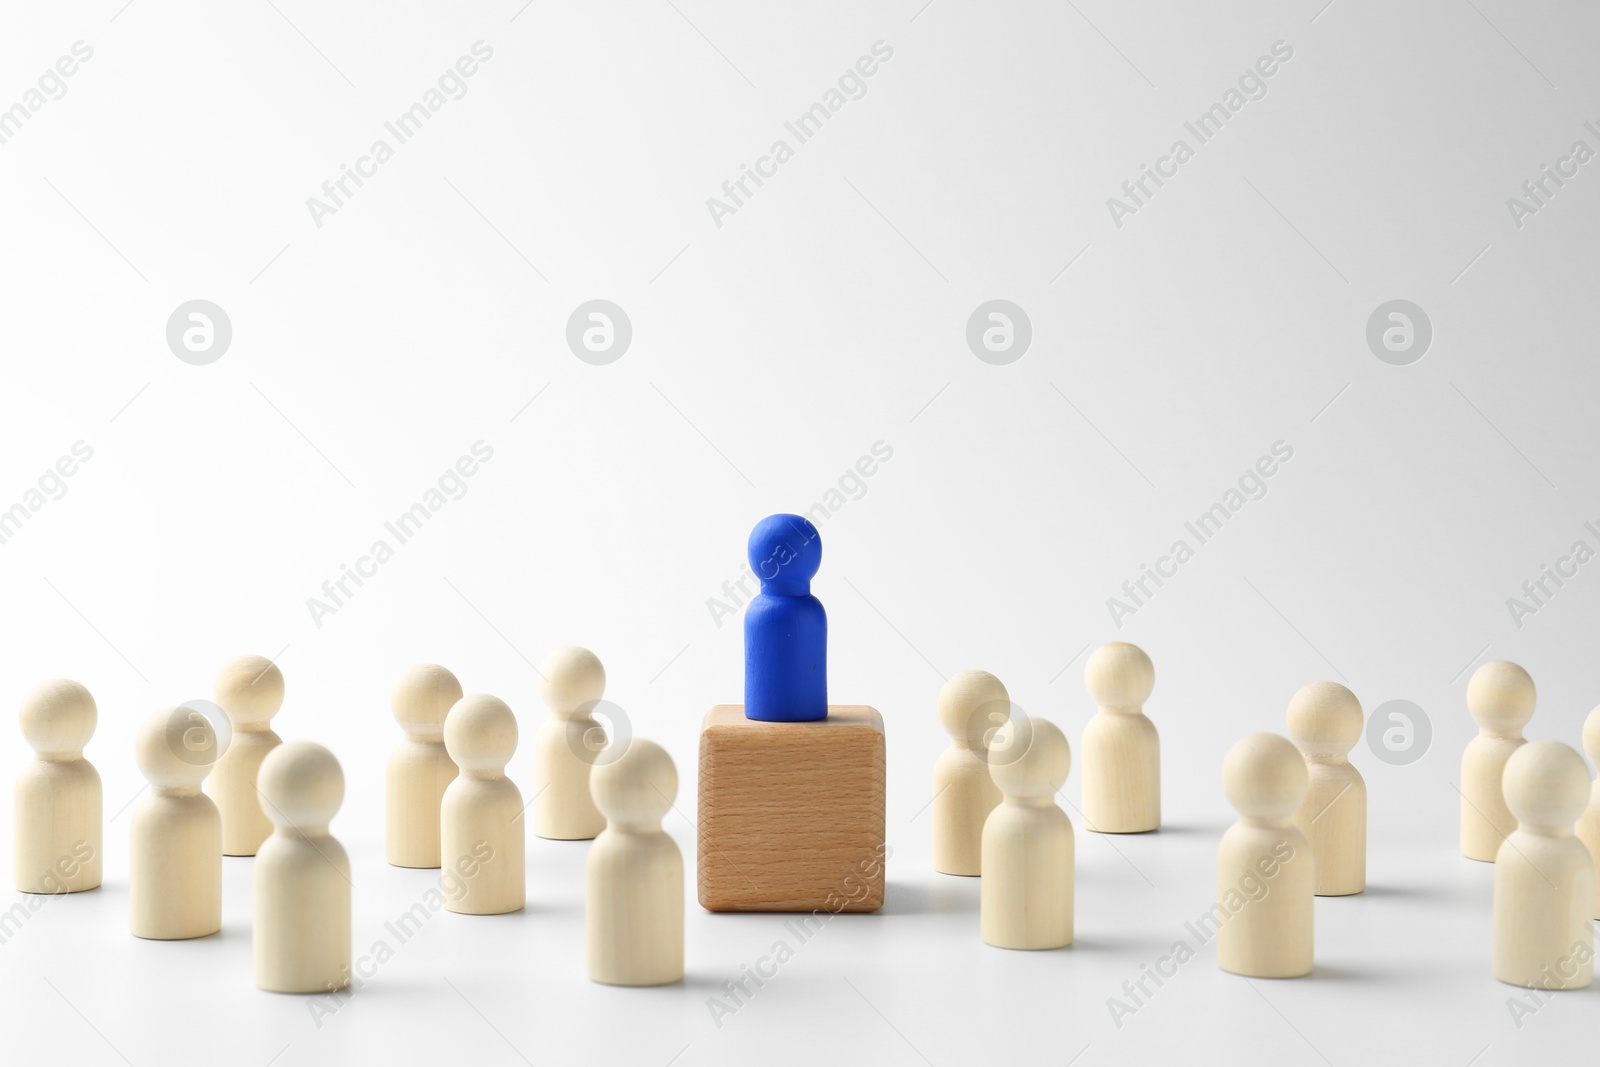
[{"left": 747, "top": 514, "right": 822, "bottom": 593}]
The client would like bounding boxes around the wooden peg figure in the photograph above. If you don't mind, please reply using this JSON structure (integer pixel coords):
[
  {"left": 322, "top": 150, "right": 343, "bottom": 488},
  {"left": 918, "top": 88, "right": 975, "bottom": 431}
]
[
  {"left": 1493, "top": 741, "right": 1593, "bottom": 989},
  {"left": 387, "top": 663, "right": 463, "bottom": 867},
  {"left": 933, "top": 670, "right": 1009, "bottom": 875},
  {"left": 255, "top": 741, "right": 351, "bottom": 993},
  {"left": 1081, "top": 642, "right": 1160, "bottom": 833},
  {"left": 15, "top": 679, "right": 102, "bottom": 893},
  {"left": 207, "top": 654, "right": 284, "bottom": 856},
  {"left": 587, "top": 739, "right": 684, "bottom": 985},
  {"left": 744, "top": 513, "right": 827, "bottom": 722},
  {"left": 981, "top": 715, "right": 1073, "bottom": 950},
  {"left": 441, "top": 694, "right": 525, "bottom": 914},
  {"left": 1286, "top": 681, "right": 1366, "bottom": 895},
  {"left": 1462, "top": 661, "right": 1534, "bottom": 862},
  {"left": 131, "top": 706, "right": 222, "bottom": 939},
  {"left": 1577, "top": 705, "right": 1600, "bottom": 921},
  {"left": 532, "top": 647, "right": 607, "bottom": 841},
  {"left": 1217, "top": 733, "right": 1313, "bottom": 978}
]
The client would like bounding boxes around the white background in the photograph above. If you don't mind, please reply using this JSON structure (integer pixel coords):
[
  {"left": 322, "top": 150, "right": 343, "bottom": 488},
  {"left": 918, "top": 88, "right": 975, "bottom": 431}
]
[{"left": 3, "top": 1, "right": 1599, "bottom": 1064}]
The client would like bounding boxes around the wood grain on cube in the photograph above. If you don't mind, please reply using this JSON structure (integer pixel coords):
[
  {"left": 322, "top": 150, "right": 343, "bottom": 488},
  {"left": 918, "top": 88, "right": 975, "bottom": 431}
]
[{"left": 698, "top": 705, "right": 885, "bottom": 913}]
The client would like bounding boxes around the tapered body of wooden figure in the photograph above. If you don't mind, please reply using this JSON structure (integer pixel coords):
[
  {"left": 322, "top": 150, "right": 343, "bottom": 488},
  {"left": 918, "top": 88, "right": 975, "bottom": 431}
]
[
  {"left": 532, "top": 647, "right": 607, "bottom": 841},
  {"left": 130, "top": 706, "right": 223, "bottom": 939},
  {"left": 1287, "top": 681, "right": 1366, "bottom": 896},
  {"left": 933, "top": 670, "right": 1008, "bottom": 876},
  {"left": 980, "top": 715, "right": 1073, "bottom": 950},
  {"left": 442, "top": 694, "right": 525, "bottom": 914},
  {"left": 1577, "top": 705, "right": 1600, "bottom": 920},
  {"left": 1461, "top": 660, "right": 1534, "bottom": 862},
  {"left": 1493, "top": 741, "right": 1594, "bottom": 989},
  {"left": 1081, "top": 643, "right": 1159, "bottom": 833},
  {"left": 387, "top": 664, "right": 463, "bottom": 868},
  {"left": 1217, "top": 733, "right": 1313, "bottom": 978},
  {"left": 255, "top": 741, "right": 351, "bottom": 994},
  {"left": 587, "top": 739, "right": 684, "bottom": 985},
  {"left": 206, "top": 655, "right": 284, "bottom": 857},
  {"left": 15, "top": 679, "right": 102, "bottom": 893}
]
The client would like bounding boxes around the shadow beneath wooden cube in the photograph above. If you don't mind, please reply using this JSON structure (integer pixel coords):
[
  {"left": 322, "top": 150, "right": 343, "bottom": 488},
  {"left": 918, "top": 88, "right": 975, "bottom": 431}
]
[{"left": 698, "top": 705, "right": 885, "bottom": 913}]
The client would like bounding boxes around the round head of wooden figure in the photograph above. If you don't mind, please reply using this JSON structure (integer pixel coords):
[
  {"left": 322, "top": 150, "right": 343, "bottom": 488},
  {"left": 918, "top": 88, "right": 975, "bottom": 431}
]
[
  {"left": 1222, "top": 733, "right": 1308, "bottom": 821},
  {"left": 213, "top": 655, "right": 284, "bottom": 729},
  {"left": 938, "top": 669, "right": 1010, "bottom": 749},
  {"left": 988, "top": 716, "right": 1070, "bottom": 801},
  {"left": 1285, "top": 681, "right": 1363, "bottom": 761},
  {"left": 443, "top": 694, "right": 518, "bottom": 775},
  {"left": 258, "top": 741, "right": 344, "bottom": 832},
  {"left": 1466, "top": 660, "right": 1535, "bottom": 735},
  {"left": 591, "top": 738, "right": 677, "bottom": 830},
  {"left": 1084, "top": 642, "right": 1154, "bottom": 710},
  {"left": 20, "top": 679, "right": 96, "bottom": 760},
  {"left": 391, "top": 663, "right": 464, "bottom": 737},
  {"left": 747, "top": 513, "right": 822, "bottom": 596},
  {"left": 538, "top": 647, "right": 606, "bottom": 717},
  {"left": 136, "top": 705, "right": 221, "bottom": 792},
  {"left": 1502, "top": 740, "right": 1589, "bottom": 833}
]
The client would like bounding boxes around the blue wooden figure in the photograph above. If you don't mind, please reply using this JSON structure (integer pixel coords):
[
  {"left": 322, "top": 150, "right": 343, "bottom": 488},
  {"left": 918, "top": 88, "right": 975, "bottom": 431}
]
[{"left": 744, "top": 514, "right": 827, "bottom": 722}]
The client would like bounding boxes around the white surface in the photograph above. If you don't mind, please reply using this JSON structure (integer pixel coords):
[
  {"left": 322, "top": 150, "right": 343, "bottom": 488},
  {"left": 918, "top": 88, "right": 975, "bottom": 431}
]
[{"left": 3, "top": 1, "right": 1599, "bottom": 1064}]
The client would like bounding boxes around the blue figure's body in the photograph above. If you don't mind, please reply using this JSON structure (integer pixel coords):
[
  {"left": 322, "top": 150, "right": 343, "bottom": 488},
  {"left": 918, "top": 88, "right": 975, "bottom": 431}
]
[{"left": 744, "top": 514, "right": 827, "bottom": 722}]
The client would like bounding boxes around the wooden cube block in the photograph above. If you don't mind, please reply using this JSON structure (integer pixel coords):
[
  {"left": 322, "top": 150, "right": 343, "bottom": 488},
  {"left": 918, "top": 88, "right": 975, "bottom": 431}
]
[{"left": 698, "top": 704, "right": 886, "bottom": 912}]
